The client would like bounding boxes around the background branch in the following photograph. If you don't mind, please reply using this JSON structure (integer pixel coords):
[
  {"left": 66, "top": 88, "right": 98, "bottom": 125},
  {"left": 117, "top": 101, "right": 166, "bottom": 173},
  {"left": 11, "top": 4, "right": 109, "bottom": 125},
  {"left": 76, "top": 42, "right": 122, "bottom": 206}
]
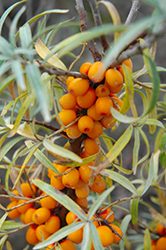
[{"left": 125, "top": 0, "right": 141, "bottom": 25}]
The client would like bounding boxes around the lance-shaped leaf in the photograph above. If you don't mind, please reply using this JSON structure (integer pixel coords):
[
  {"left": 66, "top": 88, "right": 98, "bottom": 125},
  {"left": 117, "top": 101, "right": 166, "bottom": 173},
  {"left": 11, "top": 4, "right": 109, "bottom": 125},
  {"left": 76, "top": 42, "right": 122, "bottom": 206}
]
[
  {"left": 90, "top": 223, "right": 104, "bottom": 250},
  {"left": 119, "top": 214, "right": 131, "bottom": 250},
  {"left": 130, "top": 197, "right": 140, "bottom": 227},
  {"left": 137, "top": 127, "right": 150, "bottom": 165},
  {"left": 19, "top": 23, "right": 33, "bottom": 62},
  {"left": 81, "top": 223, "right": 91, "bottom": 250},
  {"left": 98, "top": 1, "right": 121, "bottom": 41},
  {"left": 102, "top": 170, "right": 137, "bottom": 195},
  {"left": 144, "top": 119, "right": 165, "bottom": 130},
  {"left": 43, "top": 137, "right": 82, "bottom": 163},
  {"left": 35, "top": 39, "right": 67, "bottom": 70},
  {"left": 160, "top": 133, "right": 166, "bottom": 170},
  {"left": 133, "top": 127, "right": 140, "bottom": 175},
  {"left": 141, "top": 154, "right": 154, "bottom": 196},
  {"left": 1, "top": 221, "right": 24, "bottom": 230},
  {"left": 33, "top": 179, "right": 87, "bottom": 221},
  {"left": 0, "top": 235, "right": 8, "bottom": 250},
  {"left": 0, "top": 213, "right": 8, "bottom": 230},
  {"left": 26, "top": 63, "right": 51, "bottom": 122},
  {"left": 144, "top": 228, "right": 151, "bottom": 250},
  {"left": 11, "top": 61, "right": 26, "bottom": 91},
  {"left": 0, "top": 74, "right": 15, "bottom": 93}
]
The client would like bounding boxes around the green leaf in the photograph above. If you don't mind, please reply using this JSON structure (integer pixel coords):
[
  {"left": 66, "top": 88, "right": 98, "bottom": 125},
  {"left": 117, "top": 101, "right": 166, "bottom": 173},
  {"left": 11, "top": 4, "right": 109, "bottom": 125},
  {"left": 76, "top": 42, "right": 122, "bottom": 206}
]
[
  {"left": 0, "top": 235, "right": 8, "bottom": 250},
  {"left": 130, "top": 197, "right": 140, "bottom": 227},
  {"left": 0, "top": 213, "right": 8, "bottom": 229},
  {"left": 105, "top": 124, "right": 133, "bottom": 162},
  {"left": 1, "top": 221, "right": 23, "bottom": 230},
  {"left": 0, "top": 0, "right": 27, "bottom": 35},
  {"left": 90, "top": 223, "right": 104, "bottom": 250},
  {"left": 0, "top": 37, "right": 13, "bottom": 56},
  {"left": 43, "top": 137, "right": 83, "bottom": 163},
  {"left": 88, "top": 186, "right": 115, "bottom": 219},
  {"left": 102, "top": 170, "right": 137, "bottom": 195},
  {"left": 19, "top": 23, "right": 33, "bottom": 61},
  {"left": 160, "top": 133, "right": 166, "bottom": 169},
  {"left": 26, "top": 63, "right": 51, "bottom": 122},
  {"left": 156, "top": 66, "right": 166, "bottom": 72},
  {"left": 119, "top": 214, "right": 131, "bottom": 250},
  {"left": 133, "top": 127, "right": 140, "bottom": 175},
  {"left": 33, "top": 222, "right": 84, "bottom": 249},
  {"left": 33, "top": 179, "right": 87, "bottom": 221},
  {"left": 141, "top": 0, "right": 165, "bottom": 11},
  {"left": 11, "top": 61, "right": 26, "bottom": 91},
  {"left": 111, "top": 108, "right": 140, "bottom": 124},
  {"left": 144, "top": 228, "right": 151, "bottom": 250},
  {"left": 81, "top": 223, "right": 91, "bottom": 250},
  {"left": 141, "top": 155, "right": 154, "bottom": 196},
  {"left": 0, "top": 75, "right": 15, "bottom": 93},
  {"left": 137, "top": 127, "right": 150, "bottom": 165},
  {"left": 144, "top": 119, "right": 165, "bottom": 129},
  {"left": 8, "top": 93, "right": 35, "bottom": 137},
  {"left": 102, "top": 15, "right": 160, "bottom": 68}
]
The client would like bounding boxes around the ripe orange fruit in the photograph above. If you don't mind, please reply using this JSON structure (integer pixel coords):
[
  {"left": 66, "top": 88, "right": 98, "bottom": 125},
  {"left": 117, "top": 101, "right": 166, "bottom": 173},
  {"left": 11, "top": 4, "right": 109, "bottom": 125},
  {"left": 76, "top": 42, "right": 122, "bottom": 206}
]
[
  {"left": 36, "top": 224, "right": 51, "bottom": 241},
  {"left": 111, "top": 95, "right": 123, "bottom": 111},
  {"left": 68, "top": 78, "right": 89, "bottom": 96},
  {"left": 58, "top": 109, "right": 77, "bottom": 126},
  {"left": 117, "top": 64, "right": 133, "bottom": 81},
  {"left": 24, "top": 207, "right": 37, "bottom": 224},
  {"left": 66, "top": 76, "right": 75, "bottom": 87},
  {"left": 79, "top": 162, "right": 93, "bottom": 184},
  {"left": 17, "top": 199, "right": 33, "bottom": 214},
  {"left": 21, "top": 182, "right": 36, "bottom": 198},
  {"left": 84, "top": 138, "right": 100, "bottom": 155},
  {"left": 45, "top": 215, "right": 61, "bottom": 234},
  {"left": 62, "top": 168, "right": 80, "bottom": 188},
  {"left": 156, "top": 223, "right": 166, "bottom": 235},
  {"left": 88, "top": 62, "right": 106, "bottom": 83},
  {"left": 66, "top": 122, "right": 82, "bottom": 139},
  {"left": 97, "top": 225, "right": 114, "bottom": 247},
  {"left": 75, "top": 183, "right": 90, "bottom": 199},
  {"left": 76, "top": 88, "right": 96, "bottom": 109},
  {"left": 122, "top": 58, "right": 133, "bottom": 70},
  {"left": 95, "top": 84, "right": 110, "bottom": 97},
  {"left": 87, "top": 121, "right": 103, "bottom": 139},
  {"left": 90, "top": 175, "right": 106, "bottom": 193},
  {"left": 7, "top": 201, "right": 21, "bottom": 219},
  {"left": 105, "top": 68, "right": 123, "bottom": 93},
  {"left": 9, "top": 190, "right": 20, "bottom": 201},
  {"left": 45, "top": 244, "right": 55, "bottom": 250},
  {"left": 26, "top": 226, "right": 39, "bottom": 245},
  {"left": 99, "top": 207, "right": 114, "bottom": 223},
  {"left": 79, "top": 62, "right": 93, "bottom": 75},
  {"left": 156, "top": 237, "right": 166, "bottom": 250},
  {"left": 66, "top": 211, "right": 79, "bottom": 225},
  {"left": 87, "top": 104, "right": 103, "bottom": 121},
  {"left": 32, "top": 207, "right": 51, "bottom": 225},
  {"left": 40, "top": 192, "right": 57, "bottom": 210},
  {"left": 60, "top": 239, "right": 76, "bottom": 250},
  {"left": 59, "top": 93, "right": 77, "bottom": 110},
  {"left": 95, "top": 96, "right": 113, "bottom": 116},
  {"left": 68, "top": 227, "right": 83, "bottom": 244},
  {"left": 100, "top": 114, "right": 115, "bottom": 129},
  {"left": 78, "top": 115, "right": 94, "bottom": 134},
  {"left": 110, "top": 224, "right": 123, "bottom": 243},
  {"left": 51, "top": 174, "right": 65, "bottom": 190},
  {"left": 75, "top": 196, "right": 88, "bottom": 208}
]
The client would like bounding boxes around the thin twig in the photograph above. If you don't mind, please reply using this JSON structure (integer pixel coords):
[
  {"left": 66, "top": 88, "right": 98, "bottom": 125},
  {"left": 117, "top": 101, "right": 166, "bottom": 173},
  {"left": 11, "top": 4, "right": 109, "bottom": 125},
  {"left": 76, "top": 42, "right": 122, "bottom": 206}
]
[
  {"left": 88, "top": 0, "right": 109, "bottom": 52},
  {"left": 0, "top": 222, "right": 34, "bottom": 237},
  {"left": 125, "top": 0, "right": 141, "bottom": 25},
  {"left": 75, "top": 0, "right": 102, "bottom": 61}
]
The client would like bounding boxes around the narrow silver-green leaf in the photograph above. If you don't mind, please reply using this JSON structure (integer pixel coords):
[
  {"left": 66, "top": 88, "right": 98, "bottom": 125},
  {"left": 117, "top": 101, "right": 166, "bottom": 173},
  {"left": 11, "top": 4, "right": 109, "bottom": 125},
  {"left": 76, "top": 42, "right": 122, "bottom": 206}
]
[
  {"left": 88, "top": 186, "right": 115, "bottom": 220},
  {"left": 144, "top": 228, "right": 151, "bottom": 250},
  {"left": 133, "top": 127, "right": 140, "bottom": 175},
  {"left": 130, "top": 197, "right": 140, "bottom": 227},
  {"left": 43, "top": 137, "right": 83, "bottom": 163},
  {"left": 11, "top": 61, "right": 26, "bottom": 91},
  {"left": 0, "top": 235, "right": 8, "bottom": 250},
  {"left": 19, "top": 23, "right": 33, "bottom": 61},
  {"left": 103, "top": 170, "right": 137, "bottom": 195},
  {"left": 81, "top": 223, "right": 91, "bottom": 250},
  {"left": 119, "top": 214, "right": 131, "bottom": 250},
  {"left": 1, "top": 221, "right": 23, "bottom": 230},
  {"left": 0, "top": 37, "right": 13, "bottom": 56},
  {"left": 0, "top": 213, "right": 8, "bottom": 229},
  {"left": 111, "top": 107, "right": 140, "bottom": 124},
  {"left": 90, "top": 223, "right": 104, "bottom": 250},
  {"left": 144, "top": 119, "right": 165, "bottom": 129},
  {"left": 141, "top": 154, "right": 154, "bottom": 196},
  {"left": 33, "top": 179, "right": 87, "bottom": 221},
  {"left": 137, "top": 127, "right": 150, "bottom": 165}
]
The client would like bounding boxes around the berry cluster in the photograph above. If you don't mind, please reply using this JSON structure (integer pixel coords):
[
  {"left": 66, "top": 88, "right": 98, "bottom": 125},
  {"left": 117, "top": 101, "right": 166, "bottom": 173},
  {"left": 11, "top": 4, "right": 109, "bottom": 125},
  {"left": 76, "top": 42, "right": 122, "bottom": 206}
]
[
  {"left": 151, "top": 223, "right": 166, "bottom": 250},
  {"left": 58, "top": 59, "right": 133, "bottom": 156}
]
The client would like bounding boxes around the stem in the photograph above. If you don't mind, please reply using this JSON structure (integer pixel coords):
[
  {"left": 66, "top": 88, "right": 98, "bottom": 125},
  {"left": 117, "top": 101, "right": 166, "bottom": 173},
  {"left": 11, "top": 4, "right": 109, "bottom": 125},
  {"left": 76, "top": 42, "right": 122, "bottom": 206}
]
[
  {"left": 125, "top": 0, "right": 141, "bottom": 25},
  {"left": 75, "top": 0, "right": 102, "bottom": 61}
]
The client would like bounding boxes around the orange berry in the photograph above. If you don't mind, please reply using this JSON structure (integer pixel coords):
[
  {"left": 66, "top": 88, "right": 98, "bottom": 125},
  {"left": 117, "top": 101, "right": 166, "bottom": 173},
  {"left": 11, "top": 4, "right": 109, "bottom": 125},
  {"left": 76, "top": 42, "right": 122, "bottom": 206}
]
[
  {"left": 66, "top": 122, "right": 82, "bottom": 139},
  {"left": 45, "top": 215, "right": 60, "bottom": 234},
  {"left": 105, "top": 68, "right": 123, "bottom": 93},
  {"left": 156, "top": 237, "right": 166, "bottom": 250},
  {"left": 24, "top": 208, "right": 37, "bottom": 224},
  {"left": 111, "top": 95, "right": 123, "bottom": 111},
  {"left": 78, "top": 116, "right": 94, "bottom": 134},
  {"left": 75, "top": 183, "right": 90, "bottom": 199},
  {"left": 66, "top": 76, "right": 75, "bottom": 87},
  {"left": 7, "top": 201, "right": 21, "bottom": 219},
  {"left": 99, "top": 207, "right": 114, "bottom": 223},
  {"left": 36, "top": 224, "right": 51, "bottom": 241},
  {"left": 58, "top": 109, "right": 77, "bottom": 126},
  {"left": 75, "top": 196, "right": 88, "bottom": 208},
  {"left": 80, "top": 62, "right": 93, "bottom": 75},
  {"left": 76, "top": 88, "right": 96, "bottom": 109},
  {"left": 32, "top": 207, "right": 51, "bottom": 225},
  {"left": 66, "top": 211, "right": 79, "bottom": 225},
  {"left": 51, "top": 174, "right": 65, "bottom": 190},
  {"left": 156, "top": 223, "right": 166, "bottom": 235},
  {"left": 87, "top": 104, "right": 103, "bottom": 121},
  {"left": 151, "top": 239, "right": 156, "bottom": 246},
  {"left": 95, "top": 84, "right": 110, "bottom": 97},
  {"left": 45, "top": 244, "right": 55, "bottom": 250},
  {"left": 88, "top": 62, "right": 106, "bottom": 83},
  {"left": 91, "top": 175, "right": 106, "bottom": 193},
  {"left": 60, "top": 239, "right": 76, "bottom": 250},
  {"left": 91, "top": 215, "right": 99, "bottom": 228},
  {"left": 68, "top": 78, "right": 89, "bottom": 96},
  {"left": 26, "top": 226, "right": 39, "bottom": 245},
  {"left": 20, "top": 213, "right": 25, "bottom": 223},
  {"left": 53, "top": 163, "right": 68, "bottom": 173},
  {"left": 122, "top": 58, "right": 133, "bottom": 70},
  {"left": 110, "top": 224, "right": 123, "bottom": 243},
  {"left": 100, "top": 114, "right": 115, "bottom": 129},
  {"left": 17, "top": 199, "right": 33, "bottom": 214},
  {"left": 95, "top": 96, "right": 113, "bottom": 116},
  {"left": 9, "top": 190, "right": 20, "bottom": 201},
  {"left": 97, "top": 225, "right": 114, "bottom": 247},
  {"left": 40, "top": 192, "right": 57, "bottom": 210},
  {"left": 59, "top": 93, "right": 77, "bottom": 110},
  {"left": 87, "top": 121, "right": 103, "bottom": 139},
  {"left": 21, "top": 182, "right": 36, "bottom": 198},
  {"left": 84, "top": 138, "right": 100, "bottom": 155},
  {"left": 79, "top": 162, "right": 94, "bottom": 184},
  {"left": 152, "top": 245, "right": 157, "bottom": 250},
  {"left": 62, "top": 168, "right": 80, "bottom": 188},
  {"left": 117, "top": 64, "right": 133, "bottom": 81},
  {"left": 68, "top": 227, "right": 83, "bottom": 244},
  {"left": 74, "top": 179, "right": 86, "bottom": 189},
  {"left": 47, "top": 168, "right": 54, "bottom": 179},
  {"left": 81, "top": 149, "right": 91, "bottom": 158}
]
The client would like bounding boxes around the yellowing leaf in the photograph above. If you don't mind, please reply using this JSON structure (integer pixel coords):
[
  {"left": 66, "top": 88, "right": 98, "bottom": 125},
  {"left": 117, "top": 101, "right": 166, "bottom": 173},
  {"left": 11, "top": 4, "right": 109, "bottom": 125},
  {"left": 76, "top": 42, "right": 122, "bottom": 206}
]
[{"left": 35, "top": 39, "right": 67, "bottom": 70}]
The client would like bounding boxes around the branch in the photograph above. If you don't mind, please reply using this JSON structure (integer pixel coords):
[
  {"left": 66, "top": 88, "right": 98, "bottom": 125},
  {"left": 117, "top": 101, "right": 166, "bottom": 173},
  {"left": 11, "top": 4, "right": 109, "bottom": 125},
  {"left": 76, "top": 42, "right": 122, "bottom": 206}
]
[
  {"left": 75, "top": 0, "right": 102, "bottom": 61},
  {"left": 125, "top": 0, "right": 141, "bottom": 25},
  {"left": 88, "top": 0, "right": 109, "bottom": 52}
]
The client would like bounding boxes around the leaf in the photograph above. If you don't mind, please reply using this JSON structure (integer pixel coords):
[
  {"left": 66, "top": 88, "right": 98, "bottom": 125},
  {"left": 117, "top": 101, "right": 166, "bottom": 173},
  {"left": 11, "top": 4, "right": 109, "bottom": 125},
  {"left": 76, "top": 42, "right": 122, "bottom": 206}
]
[
  {"left": 33, "top": 179, "right": 87, "bottom": 220},
  {"left": 141, "top": 154, "right": 154, "bottom": 196},
  {"left": 111, "top": 108, "right": 140, "bottom": 124},
  {"left": 160, "top": 133, "right": 166, "bottom": 169},
  {"left": 0, "top": 235, "right": 8, "bottom": 250},
  {"left": 0, "top": 37, "right": 13, "bottom": 56},
  {"left": 26, "top": 63, "right": 51, "bottom": 122},
  {"left": 133, "top": 127, "right": 140, "bottom": 175},
  {"left": 102, "top": 170, "right": 137, "bottom": 195},
  {"left": 19, "top": 23, "right": 33, "bottom": 61},
  {"left": 119, "top": 214, "right": 131, "bottom": 250},
  {"left": 0, "top": 74, "right": 16, "bottom": 93},
  {"left": 1, "top": 221, "right": 23, "bottom": 230},
  {"left": 144, "top": 119, "right": 165, "bottom": 130},
  {"left": 144, "top": 228, "right": 152, "bottom": 250},
  {"left": 90, "top": 223, "right": 104, "bottom": 250},
  {"left": 98, "top": 1, "right": 121, "bottom": 41},
  {"left": 11, "top": 61, "right": 26, "bottom": 91},
  {"left": 130, "top": 197, "right": 140, "bottom": 227},
  {"left": 8, "top": 93, "right": 35, "bottom": 137},
  {"left": 88, "top": 186, "right": 115, "bottom": 219},
  {"left": 43, "top": 137, "right": 83, "bottom": 163},
  {"left": 35, "top": 39, "right": 67, "bottom": 70},
  {"left": 0, "top": 213, "right": 8, "bottom": 229},
  {"left": 81, "top": 223, "right": 91, "bottom": 250},
  {"left": 0, "top": 0, "right": 27, "bottom": 35},
  {"left": 104, "top": 124, "right": 133, "bottom": 163},
  {"left": 137, "top": 127, "right": 150, "bottom": 165}
]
